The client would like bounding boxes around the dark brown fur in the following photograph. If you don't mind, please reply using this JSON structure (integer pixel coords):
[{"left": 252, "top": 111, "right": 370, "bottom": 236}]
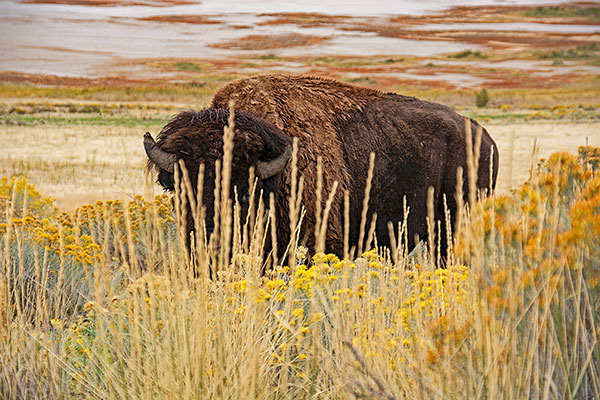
[
  {"left": 151, "top": 107, "right": 291, "bottom": 236},
  {"left": 148, "top": 74, "right": 499, "bottom": 262}
]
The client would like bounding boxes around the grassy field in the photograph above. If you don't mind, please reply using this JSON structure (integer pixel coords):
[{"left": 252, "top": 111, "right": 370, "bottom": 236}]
[
  {"left": 0, "top": 80, "right": 599, "bottom": 399},
  {"left": 1, "top": 133, "right": 598, "bottom": 399},
  {"left": 1, "top": 82, "right": 598, "bottom": 210},
  {"left": 2, "top": 0, "right": 599, "bottom": 396}
]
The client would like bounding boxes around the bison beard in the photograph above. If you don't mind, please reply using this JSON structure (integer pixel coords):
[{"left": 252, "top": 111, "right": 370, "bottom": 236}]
[{"left": 145, "top": 74, "right": 499, "bottom": 268}]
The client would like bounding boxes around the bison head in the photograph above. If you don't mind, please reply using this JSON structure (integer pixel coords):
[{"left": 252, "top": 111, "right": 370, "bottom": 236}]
[{"left": 144, "top": 108, "right": 292, "bottom": 238}]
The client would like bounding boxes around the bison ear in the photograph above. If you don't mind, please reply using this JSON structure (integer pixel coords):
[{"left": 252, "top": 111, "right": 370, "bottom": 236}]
[{"left": 256, "top": 144, "right": 292, "bottom": 179}]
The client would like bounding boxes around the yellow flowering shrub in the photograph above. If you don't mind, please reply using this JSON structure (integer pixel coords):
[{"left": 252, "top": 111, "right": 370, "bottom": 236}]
[
  {"left": 457, "top": 147, "right": 600, "bottom": 383},
  {"left": 0, "top": 175, "right": 57, "bottom": 221},
  {"left": 1, "top": 188, "right": 176, "bottom": 325}
]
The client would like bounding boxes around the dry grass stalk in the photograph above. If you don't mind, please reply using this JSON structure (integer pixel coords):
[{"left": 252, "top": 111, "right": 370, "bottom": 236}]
[
  {"left": 316, "top": 180, "right": 339, "bottom": 254},
  {"left": 343, "top": 190, "right": 350, "bottom": 260},
  {"left": 286, "top": 138, "right": 304, "bottom": 268},
  {"left": 357, "top": 152, "right": 375, "bottom": 256},
  {"left": 269, "top": 193, "right": 278, "bottom": 269},
  {"left": 426, "top": 185, "right": 435, "bottom": 265},
  {"left": 315, "top": 156, "right": 323, "bottom": 251}
]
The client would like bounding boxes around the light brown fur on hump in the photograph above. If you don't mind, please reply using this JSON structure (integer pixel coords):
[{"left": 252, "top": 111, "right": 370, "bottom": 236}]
[
  {"left": 210, "top": 74, "right": 383, "bottom": 179},
  {"left": 211, "top": 74, "right": 384, "bottom": 251},
  {"left": 211, "top": 74, "right": 382, "bottom": 131}
]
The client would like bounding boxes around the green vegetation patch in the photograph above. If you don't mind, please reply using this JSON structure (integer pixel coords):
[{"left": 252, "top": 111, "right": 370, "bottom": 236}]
[
  {"left": 310, "top": 57, "right": 369, "bottom": 68},
  {"left": 0, "top": 82, "right": 217, "bottom": 103},
  {"left": 475, "top": 88, "right": 490, "bottom": 108},
  {"left": 5, "top": 101, "right": 177, "bottom": 115},
  {"left": 346, "top": 76, "right": 378, "bottom": 85},
  {"left": 0, "top": 114, "right": 169, "bottom": 127},
  {"left": 535, "top": 43, "right": 600, "bottom": 61},
  {"left": 0, "top": 100, "right": 179, "bottom": 126},
  {"left": 308, "top": 57, "right": 401, "bottom": 68},
  {"left": 523, "top": 6, "right": 600, "bottom": 19},
  {"left": 173, "top": 61, "right": 208, "bottom": 72},
  {"left": 256, "top": 53, "right": 284, "bottom": 61},
  {"left": 449, "top": 50, "right": 488, "bottom": 59},
  {"left": 147, "top": 60, "right": 213, "bottom": 72}
]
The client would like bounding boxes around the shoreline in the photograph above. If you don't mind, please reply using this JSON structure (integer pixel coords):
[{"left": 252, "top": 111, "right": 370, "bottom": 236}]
[{"left": 1, "top": 2, "right": 598, "bottom": 91}]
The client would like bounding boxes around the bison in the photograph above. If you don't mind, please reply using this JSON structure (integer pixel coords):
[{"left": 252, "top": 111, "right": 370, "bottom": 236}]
[{"left": 144, "top": 74, "right": 498, "bottom": 265}]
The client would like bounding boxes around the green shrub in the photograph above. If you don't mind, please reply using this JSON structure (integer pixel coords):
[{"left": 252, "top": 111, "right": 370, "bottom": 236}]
[
  {"left": 449, "top": 50, "right": 487, "bottom": 59},
  {"left": 475, "top": 88, "right": 490, "bottom": 108},
  {"left": 524, "top": 6, "right": 600, "bottom": 19}
]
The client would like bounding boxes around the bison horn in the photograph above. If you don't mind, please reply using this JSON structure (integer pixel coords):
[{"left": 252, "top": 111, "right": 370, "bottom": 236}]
[
  {"left": 257, "top": 145, "right": 292, "bottom": 179},
  {"left": 144, "top": 132, "right": 177, "bottom": 174}
]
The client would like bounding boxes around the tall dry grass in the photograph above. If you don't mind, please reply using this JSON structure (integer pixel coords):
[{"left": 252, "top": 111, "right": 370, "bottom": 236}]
[{"left": 0, "top": 116, "right": 598, "bottom": 399}]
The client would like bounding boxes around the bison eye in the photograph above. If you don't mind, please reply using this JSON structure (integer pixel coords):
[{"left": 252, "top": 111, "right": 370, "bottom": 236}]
[{"left": 158, "top": 169, "right": 175, "bottom": 192}]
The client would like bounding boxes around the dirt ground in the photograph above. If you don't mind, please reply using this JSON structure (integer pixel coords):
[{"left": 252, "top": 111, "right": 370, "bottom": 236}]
[{"left": 1, "top": 121, "right": 597, "bottom": 210}]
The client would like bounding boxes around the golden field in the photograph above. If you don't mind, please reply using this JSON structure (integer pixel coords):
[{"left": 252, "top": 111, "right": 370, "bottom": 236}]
[
  {"left": 2, "top": 1, "right": 600, "bottom": 397},
  {"left": 0, "top": 104, "right": 599, "bottom": 398},
  {"left": 2, "top": 121, "right": 600, "bottom": 209},
  {"left": 1, "top": 84, "right": 598, "bottom": 210}
]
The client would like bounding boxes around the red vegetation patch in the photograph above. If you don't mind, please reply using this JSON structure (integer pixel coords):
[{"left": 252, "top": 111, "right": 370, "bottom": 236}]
[
  {"left": 0, "top": 71, "right": 148, "bottom": 87},
  {"left": 338, "top": 22, "right": 593, "bottom": 52},
  {"left": 257, "top": 13, "right": 350, "bottom": 28},
  {"left": 389, "top": 3, "right": 600, "bottom": 26},
  {"left": 140, "top": 15, "right": 223, "bottom": 24},
  {"left": 210, "top": 33, "right": 329, "bottom": 51},
  {"left": 438, "top": 32, "right": 587, "bottom": 51}
]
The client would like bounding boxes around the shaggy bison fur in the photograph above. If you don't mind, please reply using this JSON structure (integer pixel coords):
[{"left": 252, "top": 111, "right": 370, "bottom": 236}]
[{"left": 145, "top": 74, "right": 499, "bottom": 263}]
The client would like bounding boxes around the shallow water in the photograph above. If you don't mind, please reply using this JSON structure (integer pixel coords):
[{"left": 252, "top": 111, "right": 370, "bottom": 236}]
[
  {"left": 0, "top": 0, "right": 595, "bottom": 83},
  {"left": 0, "top": 0, "right": 479, "bottom": 77},
  {"left": 0, "top": 0, "right": 577, "bottom": 18}
]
